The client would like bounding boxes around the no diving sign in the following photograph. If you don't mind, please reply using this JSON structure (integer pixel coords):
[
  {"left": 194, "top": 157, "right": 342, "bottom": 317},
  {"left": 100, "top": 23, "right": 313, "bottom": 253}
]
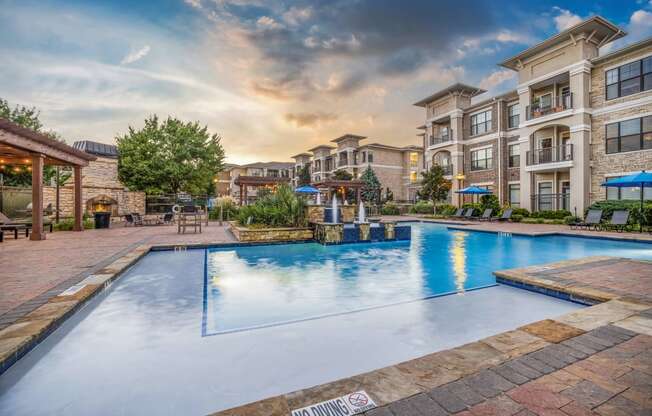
[{"left": 291, "top": 391, "right": 376, "bottom": 415}]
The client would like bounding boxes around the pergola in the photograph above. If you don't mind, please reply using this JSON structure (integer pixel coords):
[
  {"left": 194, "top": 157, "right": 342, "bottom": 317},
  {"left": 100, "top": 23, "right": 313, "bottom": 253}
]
[
  {"left": 233, "top": 175, "right": 290, "bottom": 205},
  {"left": 0, "top": 118, "right": 96, "bottom": 240},
  {"left": 313, "top": 179, "right": 365, "bottom": 203}
]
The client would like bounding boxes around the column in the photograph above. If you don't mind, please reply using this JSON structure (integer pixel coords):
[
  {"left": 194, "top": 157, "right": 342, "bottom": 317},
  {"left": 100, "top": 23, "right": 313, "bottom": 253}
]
[
  {"left": 569, "top": 127, "right": 590, "bottom": 215},
  {"left": 73, "top": 166, "right": 83, "bottom": 231},
  {"left": 30, "top": 154, "right": 45, "bottom": 241},
  {"left": 518, "top": 87, "right": 533, "bottom": 211},
  {"left": 450, "top": 112, "right": 465, "bottom": 207}
]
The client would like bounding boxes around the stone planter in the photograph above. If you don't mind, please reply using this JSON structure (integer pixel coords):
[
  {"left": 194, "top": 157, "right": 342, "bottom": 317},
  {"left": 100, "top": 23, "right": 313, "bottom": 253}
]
[
  {"left": 314, "top": 222, "right": 343, "bottom": 244},
  {"left": 229, "top": 222, "right": 313, "bottom": 242}
]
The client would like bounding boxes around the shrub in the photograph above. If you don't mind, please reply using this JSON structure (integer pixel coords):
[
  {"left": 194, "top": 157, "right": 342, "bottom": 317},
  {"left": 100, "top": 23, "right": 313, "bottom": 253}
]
[
  {"left": 510, "top": 214, "right": 523, "bottom": 223},
  {"left": 381, "top": 203, "right": 400, "bottom": 215},
  {"left": 530, "top": 210, "right": 571, "bottom": 220},
  {"left": 480, "top": 194, "right": 500, "bottom": 213},
  {"left": 510, "top": 207, "right": 530, "bottom": 217},
  {"left": 53, "top": 218, "right": 95, "bottom": 231},
  {"left": 436, "top": 204, "right": 457, "bottom": 216},
  {"left": 522, "top": 217, "right": 545, "bottom": 224},
  {"left": 236, "top": 184, "right": 306, "bottom": 228},
  {"left": 409, "top": 201, "right": 434, "bottom": 214},
  {"left": 461, "top": 203, "right": 481, "bottom": 216},
  {"left": 209, "top": 198, "right": 239, "bottom": 221}
]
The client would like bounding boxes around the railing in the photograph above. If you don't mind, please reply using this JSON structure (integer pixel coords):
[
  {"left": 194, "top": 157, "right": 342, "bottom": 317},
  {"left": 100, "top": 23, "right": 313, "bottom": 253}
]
[
  {"left": 526, "top": 144, "right": 573, "bottom": 166},
  {"left": 434, "top": 164, "right": 453, "bottom": 175},
  {"left": 429, "top": 132, "right": 453, "bottom": 147},
  {"left": 530, "top": 193, "right": 570, "bottom": 212},
  {"left": 526, "top": 93, "right": 572, "bottom": 120},
  {"left": 337, "top": 159, "right": 348, "bottom": 168}
]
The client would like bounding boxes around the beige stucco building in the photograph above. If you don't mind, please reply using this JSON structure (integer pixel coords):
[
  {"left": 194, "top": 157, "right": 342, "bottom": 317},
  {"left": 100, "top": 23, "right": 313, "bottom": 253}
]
[
  {"left": 417, "top": 16, "right": 652, "bottom": 213},
  {"left": 291, "top": 134, "right": 424, "bottom": 202},
  {"left": 218, "top": 161, "right": 293, "bottom": 204}
]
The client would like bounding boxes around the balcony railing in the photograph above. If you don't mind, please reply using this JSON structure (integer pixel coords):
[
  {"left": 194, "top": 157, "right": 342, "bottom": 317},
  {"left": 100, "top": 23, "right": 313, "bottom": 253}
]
[
  {"left": 526, "top": 144, "right": 573, "bottom": 166},
  {"left": 531, "top": 193, "right": 570, "bottom": 212},
  {"left": 429, "top": 132, "right": 453, "bottom": 147},
  {"left": 435, "top": 164, "right": 453, "bottom": 175},
  {"left": 526, "top": 93, "right": 573, "bottom": 120}
]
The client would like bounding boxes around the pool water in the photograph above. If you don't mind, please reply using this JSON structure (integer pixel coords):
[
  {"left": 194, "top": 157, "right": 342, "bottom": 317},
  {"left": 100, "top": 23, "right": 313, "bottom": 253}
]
[
  {"left": 204, "top": 224, "right": 652, "bottom": 334},
  {"left": 1, "top": 223, "right": 650, "bottom": 415}
]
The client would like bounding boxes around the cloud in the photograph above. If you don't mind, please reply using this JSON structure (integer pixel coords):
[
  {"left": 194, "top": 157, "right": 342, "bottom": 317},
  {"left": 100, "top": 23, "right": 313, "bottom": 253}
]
[
  {"left": 284, "top": 112, "right": 338, "bottom": 127},
  {"left": 479, "top": 69, "right": 516, "bottom": 90},
  {"left": 552, "top": 7, "right": 582, "bottom": 31},
  {"left": 120, "top": 45, "right": 151, "bottom": 65}
]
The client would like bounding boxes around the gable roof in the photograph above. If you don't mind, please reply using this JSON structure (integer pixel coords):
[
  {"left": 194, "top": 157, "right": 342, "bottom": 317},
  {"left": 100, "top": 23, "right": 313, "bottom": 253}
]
[
  {"left": 413, "top": 83, "right": 486, "bottom": 107},
  {"left": 72, "top": 140, "right": 119, "bottom": 158}
]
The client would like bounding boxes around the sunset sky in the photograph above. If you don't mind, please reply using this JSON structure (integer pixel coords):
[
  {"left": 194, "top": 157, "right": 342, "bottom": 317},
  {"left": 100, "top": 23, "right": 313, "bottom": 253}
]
[{"left": 1, "top": 0, "right": 651, "bottom": 164}]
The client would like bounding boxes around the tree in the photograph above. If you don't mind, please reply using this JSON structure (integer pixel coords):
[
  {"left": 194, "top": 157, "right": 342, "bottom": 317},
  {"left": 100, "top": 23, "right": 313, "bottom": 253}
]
[
  {"left": 117, "top": 115, "right": 225, "bottom": 195},
  {"left": 332, "top": 169, "right": 353, "bottom": 181},
  {"left": 0, "top": 98, "right": 63, "bottom": 187},
  {"left": 297, "top": 165, "right": 311, "bottom": 186},
  {"left": 360, "top": 166, "right": 381, "bottom": 203},
  {"left": 419, "top": 165, "right": 451, "bottom": 213}
]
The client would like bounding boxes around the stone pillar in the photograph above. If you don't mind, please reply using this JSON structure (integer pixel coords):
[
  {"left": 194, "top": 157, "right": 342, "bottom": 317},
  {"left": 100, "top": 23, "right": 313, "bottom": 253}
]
[
  {"left": 358, "top": 223, "right": 370, "bottom": 241},
  {"left": 569, "top": 127, "right": 591, "bottom": 215},
  {"left": 73, "top": 166, "right": 83, "bottom": 232},
  {"left": 30, "top": 154, "right": 45, "bottom": 241},
  {"left": 518, "top": 86, "right": 533, "bottom": 211}
]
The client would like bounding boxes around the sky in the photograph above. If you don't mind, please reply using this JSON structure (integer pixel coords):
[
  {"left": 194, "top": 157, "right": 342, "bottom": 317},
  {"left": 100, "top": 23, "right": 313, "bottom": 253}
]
[{"left": 1, "top": 0, "right": 652, "bottom": 164}]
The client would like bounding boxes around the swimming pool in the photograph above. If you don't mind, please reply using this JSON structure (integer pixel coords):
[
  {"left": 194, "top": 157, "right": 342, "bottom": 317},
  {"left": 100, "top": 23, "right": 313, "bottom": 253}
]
[{"left": 1, "top": 223, "right": 650, "bottom": 415}]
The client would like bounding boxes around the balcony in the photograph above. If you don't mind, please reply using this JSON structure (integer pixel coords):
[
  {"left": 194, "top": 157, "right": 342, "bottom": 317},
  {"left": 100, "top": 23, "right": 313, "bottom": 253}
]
[
  {"left": 526, "top": 144, "right": 573, "bottom": 167},
  {"left": 531, "top": 193, "right": 570, "bottom": 212},
  {"left": 429, "top": 133, "right": 453, "bottom": 147},
  {"left": 526, "top": 94, "right": 573, "bottom": 120}
]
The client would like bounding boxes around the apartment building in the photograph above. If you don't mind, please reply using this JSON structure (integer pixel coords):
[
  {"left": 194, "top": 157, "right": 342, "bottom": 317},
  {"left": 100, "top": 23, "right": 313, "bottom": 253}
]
[
  {"left": 416, "top": 16, "right": 652, "bottom": 213},
  {"left": 218, "top": 161, "right": 293, "bottom": 203},
  {"left": 291, "top": 134, "right": 424, "bottom": 202}
]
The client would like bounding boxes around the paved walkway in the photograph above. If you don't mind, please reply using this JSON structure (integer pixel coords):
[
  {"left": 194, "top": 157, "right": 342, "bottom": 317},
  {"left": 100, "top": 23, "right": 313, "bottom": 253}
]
[{"left": 0, "top": 222, "right": 235, "bottom": 329}]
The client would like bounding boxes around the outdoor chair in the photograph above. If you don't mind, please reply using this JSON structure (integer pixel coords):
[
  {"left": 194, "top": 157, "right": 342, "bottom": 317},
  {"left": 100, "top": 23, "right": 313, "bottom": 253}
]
[
  {"left": 0, "top": 224, "right": 29, "bottom": 239},
  {"left": 602, "top": 210, "right": 630, "bottom": 232},
  {"left": 478, "top": 208, "right": 493, "bottom": 221},
  {"left": 491, "top": 208, "right": 512, "bottom": 222},
  {"left": 450, "top": 208, "right": 464, "bottom": 218},
  {"left": 569, "top": 209, "right": 602, "bottom": 231},
  {"left": 0, "top": 211, "right": 52, "bottom": 234},
  {"left": 461, "top": 208, "right": 475, "bottom": 220},
  {"left": 162, "top": 213, "right": 174, "bottom": 225},
  {"left": 178, "top": 213, "right": 202, "bottom": 234},
  {"left": 131, "top": 213, "right": 144, "bottom": 226}
]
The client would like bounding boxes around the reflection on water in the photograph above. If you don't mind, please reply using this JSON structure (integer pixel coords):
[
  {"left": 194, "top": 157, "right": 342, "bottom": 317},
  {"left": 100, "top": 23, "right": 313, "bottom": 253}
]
[{"left": 450, "top": 231, "right": 468, "bottom": 292}]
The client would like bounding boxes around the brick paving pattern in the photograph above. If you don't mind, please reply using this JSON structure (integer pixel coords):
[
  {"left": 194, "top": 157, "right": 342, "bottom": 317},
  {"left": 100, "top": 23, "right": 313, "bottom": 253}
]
[{"left": 364, "top": 324, "right": 652, "bottom": 416}]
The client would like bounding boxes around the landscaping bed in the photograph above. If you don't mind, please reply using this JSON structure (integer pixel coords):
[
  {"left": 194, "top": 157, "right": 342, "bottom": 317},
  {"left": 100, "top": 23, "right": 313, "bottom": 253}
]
[{"left": 228, "top": 221, "right": 313, "bottom": 242}]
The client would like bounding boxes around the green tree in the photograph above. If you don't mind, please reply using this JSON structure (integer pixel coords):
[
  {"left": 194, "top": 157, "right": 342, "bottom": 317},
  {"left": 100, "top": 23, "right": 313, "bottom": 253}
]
[
  {"left": 360, "top": 166, "right": 381, "bottom": 203},
  {"left": 332, "top": 169, "right": 353, "bottom": 180},
  {"left": 419, "top": 165, "right": 451, "bottom": 213},
  {"left": 0, "top": 98, "right": 63, "bottom": 187},
  {"left": 117, "top": 115, "right": 225, "bottom": 194},
  {"left": 297, "top": 165, "right": 311, "bottom": 186}
]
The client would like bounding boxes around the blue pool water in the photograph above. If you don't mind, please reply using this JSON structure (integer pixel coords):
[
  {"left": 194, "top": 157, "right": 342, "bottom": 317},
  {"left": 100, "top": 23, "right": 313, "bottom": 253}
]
[{"left": 203, "top": 223, "right": 652, "bottom": 334}]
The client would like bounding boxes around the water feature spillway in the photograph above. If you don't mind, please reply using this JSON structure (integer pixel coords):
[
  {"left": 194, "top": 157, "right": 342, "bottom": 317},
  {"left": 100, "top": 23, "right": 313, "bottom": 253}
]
[
  {"left": 358, "top": 201, "right": 366, "bottom": 223},
  {"left": 332, "top": 196, "right": 339, "bottom": 223}
]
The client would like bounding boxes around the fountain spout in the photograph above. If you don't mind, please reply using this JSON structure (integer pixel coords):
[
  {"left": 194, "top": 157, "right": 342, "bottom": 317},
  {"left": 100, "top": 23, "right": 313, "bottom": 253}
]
[
  {"left": 332, "top": 196, "right": 339, "bottom": 223},
  {"left": 358, "top": 201, "right": 366, "bottom": 223}
]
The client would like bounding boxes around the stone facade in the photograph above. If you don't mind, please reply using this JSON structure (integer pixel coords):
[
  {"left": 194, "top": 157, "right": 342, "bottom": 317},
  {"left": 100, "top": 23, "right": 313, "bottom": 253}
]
[
  {"left": 229, "top": 222, "right": 314, "bottom": 242},
  {"left": 43, "top": 155, "right": 145, "bottom": 221}
]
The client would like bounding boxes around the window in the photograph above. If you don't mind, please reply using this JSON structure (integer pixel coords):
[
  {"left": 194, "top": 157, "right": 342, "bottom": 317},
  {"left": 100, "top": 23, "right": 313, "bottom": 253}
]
[
  {"left": 508, "top": 184, "right": 520, "bottom": 207},
  {"left": 538, "top": 182, "right": 553, "bottom": 211},
  {"left": 606, "top": 176, "right": 652, "bottom": 201},
  {"left": 470, "top": 147, "right": 493, "bottom": 171},
  {"left": 508, "top": 104, "right": 520, "bottom": 128},
  {"left": 605, "top": 116, "right": 652, "bottom": 154},
  {"left": 605, "top": 56, "right": 652, "bottom": 100},
  {"left": 508, "top": 144, "right": 520, "bottom": 168},
  {"left": 361, "top": 152, "right": 366, "bottom": 163},
  {"left": 441, "top": 126, "right": 450, "bottom": 140},
  {"left": 409, "top": 152, "right": 419, "bottom": 168},
  {"left": 471, "top": 110, "right": 492, "bottom": 136},
  {"left": 538, "top": 93, "right": 552, "bottom": 109},
  {"left": 367, "top": 152, "right": 374, "bottom": 163},
  {"left": 410, "top": 171, "right": 417, "bottom": 183}
]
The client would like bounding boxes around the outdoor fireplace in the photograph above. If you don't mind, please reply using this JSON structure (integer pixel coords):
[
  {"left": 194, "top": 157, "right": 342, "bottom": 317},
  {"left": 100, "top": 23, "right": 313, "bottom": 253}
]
[{"left": 86, "top": 195, "right": 119, "bottom": 216}]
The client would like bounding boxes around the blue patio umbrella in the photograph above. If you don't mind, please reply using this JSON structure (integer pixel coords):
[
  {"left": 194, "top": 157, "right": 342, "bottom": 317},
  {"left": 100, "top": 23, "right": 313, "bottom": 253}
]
[
  {"left": 601, "top": 170, "right": 652, "bottom": 228},
  {"left": 455, "top": 185, "right": 492, "bottom": 203},
  {"left": 295, "top": 185, "right": 319, "bottom": 194}
]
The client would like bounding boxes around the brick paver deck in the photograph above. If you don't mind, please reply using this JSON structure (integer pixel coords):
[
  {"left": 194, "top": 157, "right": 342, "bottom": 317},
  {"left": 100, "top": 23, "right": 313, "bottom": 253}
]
[{"left": 0, "top": 222, "right": 235, "bottom": 329}]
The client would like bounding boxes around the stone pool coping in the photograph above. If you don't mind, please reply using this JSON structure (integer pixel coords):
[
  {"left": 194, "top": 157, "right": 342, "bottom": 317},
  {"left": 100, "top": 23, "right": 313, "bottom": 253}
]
[{"left": 1, "top": 230, "right": 651, "bottom": 414}]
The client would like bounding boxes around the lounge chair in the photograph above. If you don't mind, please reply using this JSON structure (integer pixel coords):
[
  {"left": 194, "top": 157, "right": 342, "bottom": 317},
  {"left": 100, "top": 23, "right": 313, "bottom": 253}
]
[
  {"left": 602, "top": 210, "right": 630, "bottom": 232},
  {"left": 569, "top": 209, "right": 602, "bottom": 230},
  {"left": 450, "top": 208, "right": 464, "bottom": 219},
  {"left": 478, "top": 208, "right": 493, "bottom": 221},
  {"left": 491, "top": 208, "right": 512, "bottom": 222},
  {"left": 461, "top": 208, "right": 475, "bottom": 220}
]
